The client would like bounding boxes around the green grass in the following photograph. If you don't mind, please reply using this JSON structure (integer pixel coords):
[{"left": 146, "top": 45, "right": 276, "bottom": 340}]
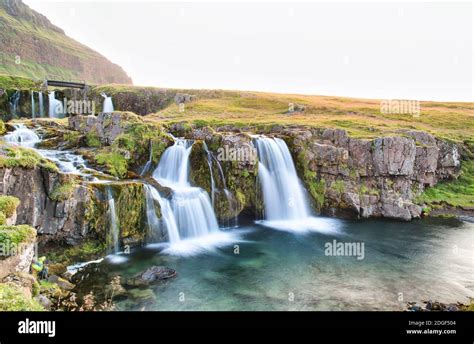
[
  {"left": 0, "top": 75, "right": 41, "bottom": 90},
  {"left": 49, "top": 183, "right": 76, "bottom": 202},
  {"left": 95, "top": 151, "right": 128, "bottom": 178},
  {"left": 416, "top": 160, "right": 474, "bottom": 208},
  {"left": 141, "top": 88, "right": 474, "bottom": 143},
  {"left": 0, "top": 225, "right": 35, "bottom": 247},
  {"left": 85, "top": 131, "right": 102, "bottom": 148},
  {"left": 0, "top": 283, "right": 43, "bottom": 311},
  {"left": 0, "top": 196, "right": 20, "bottom": 217},
  {"left": 0, "top": 146, "right": 59, "bottom": 172}
]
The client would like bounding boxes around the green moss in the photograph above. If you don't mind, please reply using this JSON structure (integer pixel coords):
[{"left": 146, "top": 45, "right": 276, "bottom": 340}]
[
  {"left": 113, "top": 122, "right": 171, "bottom": 167},
  {"left": 49, "top": 182, "right": 75, "bottom": 202},
  {"left": 0, "top": 146, "right": 59, "bottom": 172},
  {"left": 95, "top": 151, "right": 128, "bottom": 178},
  {"left": 359, "top": 185, "right": 379, "bottom": 197},
  {"left": 0, "top": 195, "right": 20, "bottom": 217},
  {"left": 416, "top": 160, "right": 474, "bottom": 208},
  {"left": 86, "top": 131, "right": 102, "bottom": 148},
  {"left": 331, "top": 180, "right": 346, "bottom": 194},
  {"left": 0, "top": 120, "right": 6, "bottom": 135},
  {"left": 0, "top": 225, "right": 35, "bottom": 247},
  {"left": 0, "top": 212, "right": 6, "bottom": 225},
  {"left": 0, "top": 75, "right": 40, "bottom": 90},
  {"left": 47, "top": 240, "right": 106, "bottom": 267},
  {"left": 63, "top": 131, "right": 83, "bottom": 147},
  {"left": 0, "top": 283, "right": 43, "bottom": 311},
  {"left": 310, "top": 179, "right": 326, "bottom": 209},
  {"left": 114, "top": 183, "right": 146, "bottom": 242}
]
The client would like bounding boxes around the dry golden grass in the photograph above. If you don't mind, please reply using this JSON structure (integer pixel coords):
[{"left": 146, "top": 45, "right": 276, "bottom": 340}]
[{"left": 146, "top": 90, "right": 473, "bottom": 142}]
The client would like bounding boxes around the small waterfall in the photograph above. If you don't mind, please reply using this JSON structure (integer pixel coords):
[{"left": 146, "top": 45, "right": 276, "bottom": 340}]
[
  {"left": 37, "top": 149, "right": 87, "bottom": 174},
  {"left": 38, "top": 91, "right": 44, "bottom": 117},
  {"left": 203, "top": 142, "right": 216, "bottom": 206},
  {"left": 255, "top": 136, "right": 320, "bottom": 231},
  {"left": 202, "top": 142, "right": 238, "bottom": 227},
  {"left": 106, "top": 187, "right": 120, "bottom": 255},
  {"left": 9, "top": 91, "right": 20, "bottom": 117},
  {"left": 48, "top": 91, "right": 63, "bottom": 118},
  {"left": 31, "top": 91, "right": 36, "bottom": 118},
  {"left": 139, "top": 140, "right": 153, "bottom": 176},
  {"left": 151, "top": 138, "right": 221, "bottom": 244},
  {"left": 102, "top": 93, "right": 114, "bottom": 113},
  {"left": 3, "top": 124, "right": 41, "bottom": 148},
  {"left": 3, "top": 124, "right": 89, "bottom": 175},
  {"left": 144, "top": 184, "right": 180, "bottom": 243}
]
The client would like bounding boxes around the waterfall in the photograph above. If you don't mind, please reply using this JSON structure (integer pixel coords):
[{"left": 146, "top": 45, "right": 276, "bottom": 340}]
[
  {"left": 48, "top": 91, "right": 63, "bottom": 118},
  {"left": 31, "top": 91, "right": 35, "bottom": 118},
  {"left": 102, "top": 93, "right": 114, "bottom": 113},
  {"left": 9, "top": 91, "right": 20, "bottom": 117},
  {"left": 139, "top": 140, "right": 153, "bottom": 176},
  {"left": 38, "top": 91, "right": 44, "bottom": 117},
  {"left": 254, "top": 136, "right": 328, "bottom": 232},
  {"left": 203, "top": 142, "right": 216, "bottom": 206},
  {"left": 3, "top": 124, "right": 89, "bottom": 175},
  {"left": 106, "top": 187, "right": 120, "bottom": 255},
  {"left": 37, "top": 149, "right": 87, "bottom": 174},
  {"left": 3, "top": 124, "right": 41, "bottom": 148},
  {"left": 202, "top": 142, "right": 238, "bottom": 228},
  {"left": 145, "top": 138, "right": 243, "bottom": 255},
  {"left": 152, "top": 139, "right": 219, "bottom": 239},
  {"left": 144, "top": 184, "right": 180, "bottom": 243}
]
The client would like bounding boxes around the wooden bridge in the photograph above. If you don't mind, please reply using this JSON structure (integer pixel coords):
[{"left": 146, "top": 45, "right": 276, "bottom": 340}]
[{"left": 44, "top": 79, "right": 87, "bottom": 89}]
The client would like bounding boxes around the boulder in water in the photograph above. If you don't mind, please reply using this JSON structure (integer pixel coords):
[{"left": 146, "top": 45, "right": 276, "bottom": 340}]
[{"left": 124, "top": 266, "right": 177, "bottom": 287}]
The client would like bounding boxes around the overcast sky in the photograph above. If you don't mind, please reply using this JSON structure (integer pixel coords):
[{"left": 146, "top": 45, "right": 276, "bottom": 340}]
[{"left": 24, "top": 1, "right": 473, "bottom": 101}]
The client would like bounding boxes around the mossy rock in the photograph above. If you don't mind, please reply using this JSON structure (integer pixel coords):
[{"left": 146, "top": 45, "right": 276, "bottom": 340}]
[
  {"left": 0, "top": 195, "right": 20, "bottom": 218},
  {"left": 0, "top": 282, "right": 43, "bottom": 311},
  {"left": 0, "top": 146, "right": 59, "bottom": 172},
  {"left": 0, "top": 225, "right": 36, "bottom": 249}
]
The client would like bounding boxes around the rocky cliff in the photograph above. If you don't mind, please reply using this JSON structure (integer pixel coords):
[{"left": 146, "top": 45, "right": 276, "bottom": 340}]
[
  {"left": 0, "top": 115, "right": 466, "bottom": 262},
  {"left": 283, "top": 128, "right": 461, "bottom": 220}
]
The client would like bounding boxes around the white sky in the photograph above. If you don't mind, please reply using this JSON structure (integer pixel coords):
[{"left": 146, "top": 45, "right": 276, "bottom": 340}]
[{"left": 24, "top": 1, "right": 473, "bottom": 101}]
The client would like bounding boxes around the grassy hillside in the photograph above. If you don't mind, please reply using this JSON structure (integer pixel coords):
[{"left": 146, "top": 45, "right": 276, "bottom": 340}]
[
  {"left": 0, "top": 0, "right": 131, "bottom": 84},
  {"left": 141, "top": 88, "right": 474, "bottom": 144}
]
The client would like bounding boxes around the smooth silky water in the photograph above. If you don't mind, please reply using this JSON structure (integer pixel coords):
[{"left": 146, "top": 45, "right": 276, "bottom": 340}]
[
  {"left": 3, "top": 125, "right": 472, "bottom": 310},
  {"left": 75, "top": 216, "right": 473, "bottom": 311}
]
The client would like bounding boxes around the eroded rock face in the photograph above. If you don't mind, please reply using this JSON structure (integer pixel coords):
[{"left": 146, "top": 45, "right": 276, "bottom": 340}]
[
  {"left": 0, "top": 166, "right": 149, "bottom": 247},
  {"left": 68, "top": 112, "right": 138, "bottom": 145},
  {"left": 0, "top": 232, "right": 36, "bottom": 280},
  {"left": 0, "top": 167, "right": 91, "bottom": 244},
  {"left": 283, "top": 128, "right": 460, "bottom": 220}
]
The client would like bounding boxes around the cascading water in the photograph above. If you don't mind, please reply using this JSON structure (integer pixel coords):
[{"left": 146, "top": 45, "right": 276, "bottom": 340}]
[
  {"left": 3, "top": 124, "right": 89, "bottom": 175},
  {"left": 37, "top": 149, "right": 88, "bottom": 174},
  {"left": 48, "top": 91, "right": 63, "bottom": 118},
  {"left": 148, "top": 138, "right": 239, "bottom": 255},
  {"left": 153, "top": 139, "right": 219, "bottom": 238},
  {"left": 3, "top": 123, "right": 41, "bottom": 148},
  {"left": 38, "top": 91, "right": 44, "bottom": 117},
  {"left": 202, "top": 142, "right": 238, "bottom": 228},
  {"left": 31, "top": 91, "right": 36, "bottom": 118},
  {"left": 102, "top": 93, "right": 114, "bottom": 113},
  {"left": 106, "top": 186, "right": 124, "bottom": 262},
  {"left": 255, "top": 136, "right": 334, "bottom": 232},
  {"left": 9, "top": 91, "right": 20, "bottom": 117},
  {"left": 139, "top": 141, "right": 153, "bottom": 176},
  {"left": 144, "top": 184, "right": 180, "bottom": 243}
]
